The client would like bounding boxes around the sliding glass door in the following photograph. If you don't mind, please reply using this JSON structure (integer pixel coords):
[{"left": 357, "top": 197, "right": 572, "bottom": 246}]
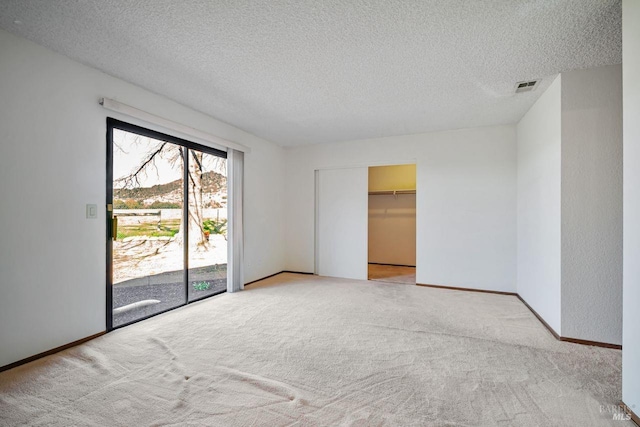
[{"left": 107, "top": 119, "right": 227, "bottom": 329}]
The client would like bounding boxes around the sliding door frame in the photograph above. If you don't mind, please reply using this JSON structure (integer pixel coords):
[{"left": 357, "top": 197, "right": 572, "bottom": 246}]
[{"left": 106, "top": 118, "right": 227, "bottom": 331}]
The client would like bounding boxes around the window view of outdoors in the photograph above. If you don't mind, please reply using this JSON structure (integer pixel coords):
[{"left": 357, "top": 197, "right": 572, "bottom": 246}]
[
  {"left": 112, "top": 129, "right": 227, "bottom": 327},
  {"left": 187, "top": 149, "right": 228, "bottom": 302}
]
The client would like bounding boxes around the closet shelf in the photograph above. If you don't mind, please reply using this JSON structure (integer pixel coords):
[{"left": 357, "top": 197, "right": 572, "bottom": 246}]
[{"left": 368, "top": 189, "right": 416, "bottom": 196}]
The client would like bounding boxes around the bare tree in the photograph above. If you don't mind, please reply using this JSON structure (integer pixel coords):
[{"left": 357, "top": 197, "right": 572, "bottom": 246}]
[
  {"left": 113, "top": 131, "right": 226, "bottom": 248},
  {"left": 187, "top": 149, "right": 206, "bottom": 246}
]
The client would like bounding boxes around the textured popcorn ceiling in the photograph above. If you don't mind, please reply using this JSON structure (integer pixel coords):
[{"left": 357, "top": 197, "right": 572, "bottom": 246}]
[{"left": 0, "top": 0, "right": 621, "bottom": 146}]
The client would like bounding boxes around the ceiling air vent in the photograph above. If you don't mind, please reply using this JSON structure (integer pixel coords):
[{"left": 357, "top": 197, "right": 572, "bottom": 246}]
[{"left": 515, "top": 80, "right": 539, "bottom": 93}]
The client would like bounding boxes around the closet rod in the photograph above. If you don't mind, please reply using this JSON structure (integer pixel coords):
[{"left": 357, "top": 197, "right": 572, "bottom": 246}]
[{"left": 368, "top": 189, "right": 416, "bottom": 196}]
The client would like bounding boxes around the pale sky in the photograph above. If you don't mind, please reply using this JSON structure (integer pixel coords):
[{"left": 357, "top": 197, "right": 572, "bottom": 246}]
[{"left": 113, "top": 129, "right": 225, "bottom": 189}]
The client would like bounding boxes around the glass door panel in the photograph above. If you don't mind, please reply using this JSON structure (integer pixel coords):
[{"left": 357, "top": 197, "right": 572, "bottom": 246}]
[
  {"left": 187, "top": 150, "right": 228, "bottom": 302},
  {"left": 111, "top": 128, "right": 186, "bottom": 327}
]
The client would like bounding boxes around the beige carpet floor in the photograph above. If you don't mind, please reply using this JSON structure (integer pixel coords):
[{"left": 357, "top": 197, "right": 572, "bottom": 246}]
[
  {"left": 368, "top": 264, "right": 416, "bottom": 284},
  {"left": 0, "top": 273, "right": 629, "bottom": 426}
]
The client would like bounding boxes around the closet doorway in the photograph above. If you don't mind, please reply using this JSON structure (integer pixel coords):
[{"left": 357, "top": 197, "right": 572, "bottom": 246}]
[{"left": 368, "top": 164, "right": 416, "bottom": 284}]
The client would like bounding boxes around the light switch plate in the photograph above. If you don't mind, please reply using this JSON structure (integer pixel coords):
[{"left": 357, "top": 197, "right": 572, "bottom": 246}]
[{"left": 86, "top": 204, "right": 98, "bottom": 219}]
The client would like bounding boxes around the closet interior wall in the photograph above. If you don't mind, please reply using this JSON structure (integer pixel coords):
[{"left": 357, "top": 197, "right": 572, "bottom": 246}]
[{"left": 368, "top": 165, "right": 417, "bottom": 267}]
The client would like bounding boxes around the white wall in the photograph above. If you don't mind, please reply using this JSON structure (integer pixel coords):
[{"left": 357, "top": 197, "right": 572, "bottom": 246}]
[
  {"left": 622, "top": 0, "right": 640, "bottom": 414},
  {"left": 516, "top": 76, "right": 562, "bottom": 333},
  {"left": 516, "top": 67, "right": 623, "bottom": 345},
  {"left": 0, "top": 29, "right": 285, "bottom": 368},
  {"left": 561, "top": 65, "right": 623, "bottom": 344},
  {"left": 285, "top": 125, "right": 517, "bottom": 292}
]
